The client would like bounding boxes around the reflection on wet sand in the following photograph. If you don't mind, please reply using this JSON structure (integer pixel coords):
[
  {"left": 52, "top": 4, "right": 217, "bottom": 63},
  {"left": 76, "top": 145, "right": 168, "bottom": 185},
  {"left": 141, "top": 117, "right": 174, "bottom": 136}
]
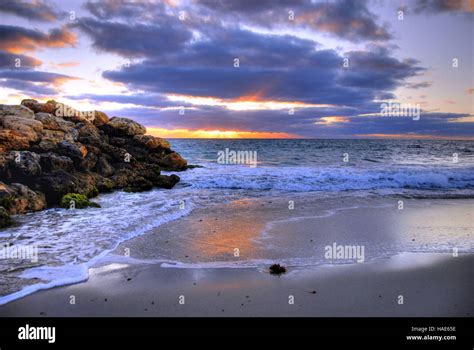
[{"left": 185, "top": 199, "right": 267, "bottom": 260}]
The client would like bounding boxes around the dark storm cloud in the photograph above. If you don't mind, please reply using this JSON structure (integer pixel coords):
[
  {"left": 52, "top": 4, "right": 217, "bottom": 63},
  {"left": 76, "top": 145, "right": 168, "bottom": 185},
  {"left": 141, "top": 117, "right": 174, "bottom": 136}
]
[
  {"left": 0, "top": 51, "right": 42, "bottom": 68},
  {"left": 0, "top": 69, "right": 77, "bottom": 84},
  {"left": 72, "top": 1, "right": 418, "bottom": 108},
  {"left": 0, "top": 78, "right": 57, "bottom": 96},
  {"left": 72, "top": 17, "right": 192, "bottom": 58},
  {"left": 0, "top": 24, "right": 76, "bottom": 53},
  {"left": 0, "top": 68, "right": 78, "bottom": 96},
  {"left": 0, "top": 0, "right": 59, "bottom": 22},
  {"left": 66, "top": 92, "right": 182, "bottom": 108},
  {"left": 101, "top": 30, "right": 422, "bottom": 107},
  {"left": 68, "top": 0, "right": 431, "bottom": 137},
  {"left": 338, "top": 47, "right": 424, "bottom": 90},
  {"left": 195, "top": 0, "right": 392, "bottom": 42},
  {"left": 84, "top": 0, "right": 166, "bottom": 19}
]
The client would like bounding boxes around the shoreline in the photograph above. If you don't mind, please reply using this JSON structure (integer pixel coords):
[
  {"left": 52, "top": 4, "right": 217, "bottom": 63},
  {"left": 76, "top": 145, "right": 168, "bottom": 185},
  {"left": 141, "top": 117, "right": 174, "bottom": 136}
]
[
  {"left": 0, "top": 252, "right": 472, "bottom": 317},
  {"left": 0, "top": 194, "right": 473, "bottom": 315},
  {"left": 0, "top": 194, "right": 472, "bottom": 314}
]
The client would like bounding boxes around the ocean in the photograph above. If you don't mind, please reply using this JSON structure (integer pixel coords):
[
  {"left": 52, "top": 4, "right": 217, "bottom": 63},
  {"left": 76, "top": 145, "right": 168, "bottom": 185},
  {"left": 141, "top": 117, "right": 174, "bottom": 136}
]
[{"left": 1, "top": 139, "right": 474, "bottom": 304}]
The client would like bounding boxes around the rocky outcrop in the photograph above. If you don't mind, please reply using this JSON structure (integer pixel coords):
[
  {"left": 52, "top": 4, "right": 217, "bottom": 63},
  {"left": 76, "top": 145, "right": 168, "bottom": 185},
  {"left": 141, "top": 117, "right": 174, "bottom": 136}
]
[
  {"left": 106, "top": 117, "right": 146, "bottom": 136},
  {"left": 0, "top": 99, "right": 188, "bottom": 222}
]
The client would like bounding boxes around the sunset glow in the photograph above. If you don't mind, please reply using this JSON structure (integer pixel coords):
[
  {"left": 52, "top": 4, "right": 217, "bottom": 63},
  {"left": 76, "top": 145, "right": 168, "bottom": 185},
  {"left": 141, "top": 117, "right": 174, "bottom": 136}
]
[
  {"left": 315, "top": 116, "right": 350, "bottom": 125},
  {"left": 166, "top": 94, "right": 334, "bottom": 111},
  {"left": 147, "top": 127, "right": 297, "bottom": 139}
]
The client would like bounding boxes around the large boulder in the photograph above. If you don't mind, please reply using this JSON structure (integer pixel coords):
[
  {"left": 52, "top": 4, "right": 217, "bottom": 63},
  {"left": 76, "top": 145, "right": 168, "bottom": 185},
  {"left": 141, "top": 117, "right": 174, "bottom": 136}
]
[
  {"left": 34, "top": 171, "right": 97, "bottom": 205},
  {"left": 40, "top": 153, "right": 74, "bottom": 172},
  {"left": 0, "top": 206, "right": 13, "bottom": 228},
  {"left": 21, "top": 99, "right": 56, "bottom": 114},
  {"left": 76, "top": 122, "right": 101, "bottom": 145},
  {"left": 107, "top": 117, "right": 146, "bottom": 136},
  {"left": 6, "top": 151, "right": 42, "bottom": 181},
  {"left": 96, "top": 156, "right": 114, "bottom": 177},
  {"left": 57, "top": 141, "right": 88, "bottom": 161},
  {"left": 0, "top": 104, "right": 34, "bottom": 119},
  {"left": 0, "top": 129, "right": 31, "bottom": 150},
  {"left": 154, "top": 174, "right": 180, "bottom": 189},
  {"left": 0, "top": 115, "right": 43, "bottom": 143},
  {"left": 93, "top": 111, "right": 109, "bottom": 126},
  {"left": 34, "top": 112, "right": 76, "bottom": 133},
  {"left": 111, "top": 168, "right": 153, "bottom": 192},
  {"left": 40, "top": 129, "right": 75, "bottom": 144},
  {"left": 133, "top": 134, "right": 170, "bottom": 151},
  {"left": 0, "top": 182, "right": 46, "bottom": 214},
  {"left": 8, "top": 183, "right": 46, "bottom": 214},
  {"left": 99, "top": 143, "right": 129, "bottom": 162},
  {"left": 34, "top": 171, "right": 79, "bottom": 204},
  {"left": 154, "top": 152, "right": 187, "bottom": 170}
]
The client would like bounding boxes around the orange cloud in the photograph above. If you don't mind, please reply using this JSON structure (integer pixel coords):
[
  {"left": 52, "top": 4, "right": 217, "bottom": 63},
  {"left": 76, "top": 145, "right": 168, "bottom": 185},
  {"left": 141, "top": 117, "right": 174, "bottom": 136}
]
[
  {"left": 50, "top": 75, "right": 80, "bottom": 87},
  {"left": 49, "top": 61, "right": 80, "bottom": 68},
  {"left": 466, "top": 88, "right": 474, "bottom": 94},
  {"left": 147, "top": 128, "right": 298, "bottom": 139},
  {"left": 449, "top": 115, "right": 474, "bottom": 123},
  {"left": 1, "top": 27, "right": 77, "bottom": 54},
  {"left": 235, "top": 87, "right": 270, "bottom": 102},
  {"left": 356, "top": 133, "right": 474, "bottom": 140},
  {"left": 315, "top": 116, "right": 350, "bottom": 125}
]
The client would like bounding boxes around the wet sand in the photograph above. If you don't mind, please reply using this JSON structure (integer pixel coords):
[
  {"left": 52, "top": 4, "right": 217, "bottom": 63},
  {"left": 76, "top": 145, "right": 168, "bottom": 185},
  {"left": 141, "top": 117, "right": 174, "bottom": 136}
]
[{"left": 0, "top": 252, "right": 472, "bottom": 317}]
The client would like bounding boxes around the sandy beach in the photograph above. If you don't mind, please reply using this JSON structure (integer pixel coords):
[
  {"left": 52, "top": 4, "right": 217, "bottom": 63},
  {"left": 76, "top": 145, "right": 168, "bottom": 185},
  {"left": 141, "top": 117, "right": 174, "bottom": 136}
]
[
  {"left": 1, "top": 195, "right": 473, "bottom": 317},
  {"left": 0, "top": 252, "right": 472, "bottom": 317}
]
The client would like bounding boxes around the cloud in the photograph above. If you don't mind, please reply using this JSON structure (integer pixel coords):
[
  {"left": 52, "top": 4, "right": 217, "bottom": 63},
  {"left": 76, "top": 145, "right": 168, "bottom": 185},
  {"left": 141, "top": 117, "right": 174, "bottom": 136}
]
[
  {"left": 89, "top": 101, "right": 474, "bottom": 139},
  {"left": 73, "top": 17, "right": 191, "bottom": 58},
  {"left": 195, "top": 0, "right": 392, "bottom": 42},
  {"left": 99, "top": 28, "right": 421, "bottom": 108},
  {"left": 315, "top": 116, "right": 351, "bottom": 125},
  {"left": 412, "top": 0, "right": 474, "bottom": 14},
  {"left": 48, "top": 61, "right": 80, "bottom": 69},
  {"left": 0, "top": 69, "right": 78, "bottom": 85},
  {"left": 406, "top": 81, "right": 433, "bottom": 89},
  {"left": 0, "top": 78, "right": 57, "bottom": 96},
  {"left": 66, "top": 92, "right": 175, "bottom": 107},
  {"left": 0, "top": 0, "right": 60, "bottom": 22},
  {"left": 0, "top": 51, "right": 42, "bottom": 68},
  {"left": 0, "top": 25, "right": 76, "bottom": 54},
  {"left": 0, "top": 68, "right": 79, "bottom": 97},
  {"left": 84, "top": 0, "right": 167, "bottom": 20}
]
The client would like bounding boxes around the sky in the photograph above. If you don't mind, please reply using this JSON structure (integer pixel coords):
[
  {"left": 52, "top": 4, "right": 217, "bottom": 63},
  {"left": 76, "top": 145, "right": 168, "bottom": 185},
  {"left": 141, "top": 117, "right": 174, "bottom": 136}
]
[{"left": 0, "top": 0, "right": 473, "bottom": 139}]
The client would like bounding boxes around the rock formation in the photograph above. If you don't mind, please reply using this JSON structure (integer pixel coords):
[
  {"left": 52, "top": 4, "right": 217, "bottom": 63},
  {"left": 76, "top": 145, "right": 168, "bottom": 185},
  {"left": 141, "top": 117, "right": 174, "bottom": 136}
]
[{"left": 0, "top": 99, "right": 187, "bottom": 226}]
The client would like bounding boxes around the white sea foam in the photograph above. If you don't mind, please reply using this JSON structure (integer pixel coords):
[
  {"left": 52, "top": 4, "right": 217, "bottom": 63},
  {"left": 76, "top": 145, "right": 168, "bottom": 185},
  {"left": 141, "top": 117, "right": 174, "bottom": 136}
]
[
  {"left": 178, "top": 163, "right": 474, "bottom": 193},
  {"left": 0, "top": 188, "right": 197, "bottom": 305}
]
